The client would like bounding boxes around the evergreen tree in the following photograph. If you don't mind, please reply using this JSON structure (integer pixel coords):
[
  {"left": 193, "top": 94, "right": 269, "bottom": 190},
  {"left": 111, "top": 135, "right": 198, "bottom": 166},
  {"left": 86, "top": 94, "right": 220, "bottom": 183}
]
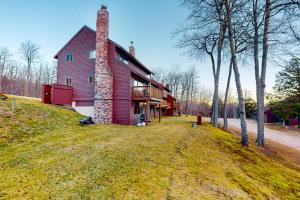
[
  {"left": 274, "top": 58, "right": 300, "bottom": 98},
  {"left": 272, "top": 58, "right": 300, "bottom": 127}
]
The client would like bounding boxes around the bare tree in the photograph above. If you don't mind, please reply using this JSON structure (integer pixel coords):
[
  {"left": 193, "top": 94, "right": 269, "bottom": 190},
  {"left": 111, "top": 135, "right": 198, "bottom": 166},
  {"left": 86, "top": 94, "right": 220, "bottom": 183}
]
[
  {"left": 247, "top": 0, "right": 300, "bottom": 146},
  {"left": 175, "top": 0, "right": 227, "bottom": 127},
  {"left": 19, "top": 41, "right": 40, "bottom": 96},
  {"left": 6, "top": 61, "right": 19, "bottom": 94},
  {"left": 0, "top": 47, "right": 11, "bottom": 92},
  {"left": 152, "top": 67, "right": 168, "bottom": 84},
  {"left": 198, "top": 85, "right": 213, "bottom": 105},
  {"left": 167, "top": 64, "right": 182, "bottom": 99},
  {"left": 223, "top": 59, "right": 233, "bottom": 130},
  {"left": 224, "top": 0, "right": 248, "bottom": 146}
]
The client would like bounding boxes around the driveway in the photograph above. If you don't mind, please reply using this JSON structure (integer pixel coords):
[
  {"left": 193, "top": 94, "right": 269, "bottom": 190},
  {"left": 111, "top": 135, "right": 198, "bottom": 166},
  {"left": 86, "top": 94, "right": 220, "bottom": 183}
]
[{"left": 206, "top": 118, "right": 300, "bottom": 151}]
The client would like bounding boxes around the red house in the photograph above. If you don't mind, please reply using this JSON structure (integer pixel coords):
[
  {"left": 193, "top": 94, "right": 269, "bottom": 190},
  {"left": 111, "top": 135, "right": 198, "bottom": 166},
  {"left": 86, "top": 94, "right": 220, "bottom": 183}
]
[{"left": 43, "top": 5, "right": 177, "bottom": 125}]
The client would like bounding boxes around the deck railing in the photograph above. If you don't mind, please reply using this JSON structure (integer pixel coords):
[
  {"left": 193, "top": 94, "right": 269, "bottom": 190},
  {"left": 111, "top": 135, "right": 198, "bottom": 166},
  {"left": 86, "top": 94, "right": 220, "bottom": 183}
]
[{"left": 132, "top": 86, "right": 163, "bottom": 100}]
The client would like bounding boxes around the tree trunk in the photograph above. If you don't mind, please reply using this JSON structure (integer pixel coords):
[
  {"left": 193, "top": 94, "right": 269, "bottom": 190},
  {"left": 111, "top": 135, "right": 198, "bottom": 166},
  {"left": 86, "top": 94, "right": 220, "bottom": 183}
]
[
  {"left": 0, "top": 63, "right": 4, "bottom": 92},
  {"left": 0, "top": 74, "right": 2, "bottom": 92},
  {"left": 212, "top": 78, "right": 219, "bottom": 126},
  {"left": 210, "top": 53, "right": 216, "bottom": 124},
  {"left": 223, "top": 59, "right": 233, "bottom": 130},
  {"left": 225, "top": 0, "right": 248, "bottom": 146},
  {"left": 257, "top": 0, "right": 271, "bottom": 147},
  {"left": 212, "top": 17, "right": 226, "bottom": 127},
  {"left": 252, "top": 0, "right": 263, "bottom": 145}
]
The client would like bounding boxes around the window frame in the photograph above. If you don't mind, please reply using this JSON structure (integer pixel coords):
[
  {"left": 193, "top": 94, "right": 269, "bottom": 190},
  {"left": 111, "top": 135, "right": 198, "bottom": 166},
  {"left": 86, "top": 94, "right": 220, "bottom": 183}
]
[
  {"left": 65, "top": 77, "right": 72, "bottom": 86},
  {"left": 89, "top": 50, "right": 96, "bottom": 59},
  {"left": 66, "top": 53, "right": 73, "bottom": 62}
]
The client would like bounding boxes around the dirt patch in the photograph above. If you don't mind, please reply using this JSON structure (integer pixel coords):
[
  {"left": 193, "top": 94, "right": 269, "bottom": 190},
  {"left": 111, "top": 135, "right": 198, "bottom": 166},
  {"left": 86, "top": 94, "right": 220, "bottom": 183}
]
[{"left": 266, "top": 123, "right": 300, "bottom": 136}]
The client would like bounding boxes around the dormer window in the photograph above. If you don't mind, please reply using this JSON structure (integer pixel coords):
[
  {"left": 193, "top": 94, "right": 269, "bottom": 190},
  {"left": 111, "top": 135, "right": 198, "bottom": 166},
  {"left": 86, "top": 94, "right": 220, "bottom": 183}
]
[
  {"left": 89, "top": 50, "right": 96, "bottom": 59},
  {"left": 66, "top": 53, "right": 73, "bottom": 62},
  {"left": 119, "top": 54, "right": 128, "bottom": 65}
]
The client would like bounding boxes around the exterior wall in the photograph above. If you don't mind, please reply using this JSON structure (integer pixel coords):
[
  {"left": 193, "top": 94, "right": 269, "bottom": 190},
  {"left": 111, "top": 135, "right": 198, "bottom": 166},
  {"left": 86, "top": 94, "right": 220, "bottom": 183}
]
[
  {"left": 109, "top": 43, "right": 132, "bottom": 125},
  {"left": 72, "top": 102, "right": 94, "bottom": 119},
  {"left": 166, "top": 95, "right": 175, "bottom": 116},
  {"left": 56, "top": 27, "right": 96, "bottom": 105}
]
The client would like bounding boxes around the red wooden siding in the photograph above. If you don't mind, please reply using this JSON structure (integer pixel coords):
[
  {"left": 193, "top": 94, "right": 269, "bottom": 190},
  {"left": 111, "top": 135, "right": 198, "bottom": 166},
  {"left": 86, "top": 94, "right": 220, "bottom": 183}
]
[
  {"left": 166, "top": 95, "right": 176, "bottom": 116},
  {"left": 109, "top": 42, "right": 131, "bottom": 124},
  {"left": 53, "top": 25, "right": 177, "bottom": 125},
  {"left": 56, "top": 26, "right": 96, "bottom": 105},
  {"left": 51, "top": 84, "right": 73, "bottom": 105}
]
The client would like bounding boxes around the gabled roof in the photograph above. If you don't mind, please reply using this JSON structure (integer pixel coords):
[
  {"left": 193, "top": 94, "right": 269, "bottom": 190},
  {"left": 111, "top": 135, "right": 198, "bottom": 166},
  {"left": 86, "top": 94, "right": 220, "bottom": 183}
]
[
  {"left": 54, "top": 25, "right": 154, "bottom": 75},
  {"left": 54, "top": 25, "right": 95, "bottom": 59},
  {"left": 109, "top": 39, "right": 153, "bottom": 75}
]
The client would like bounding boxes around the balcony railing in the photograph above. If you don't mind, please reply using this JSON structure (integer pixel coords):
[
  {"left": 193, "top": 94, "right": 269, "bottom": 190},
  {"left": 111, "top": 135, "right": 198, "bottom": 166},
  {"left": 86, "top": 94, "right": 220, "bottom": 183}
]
[{"left": 132, "top": 86, "right": 163, "bottom": 100}]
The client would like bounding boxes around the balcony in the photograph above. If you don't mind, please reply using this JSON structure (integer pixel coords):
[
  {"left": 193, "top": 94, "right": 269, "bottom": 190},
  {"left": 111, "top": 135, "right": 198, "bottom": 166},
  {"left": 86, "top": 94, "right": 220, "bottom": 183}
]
[{"left": 132, "top": 86, "right": 163, "bottom": 101}]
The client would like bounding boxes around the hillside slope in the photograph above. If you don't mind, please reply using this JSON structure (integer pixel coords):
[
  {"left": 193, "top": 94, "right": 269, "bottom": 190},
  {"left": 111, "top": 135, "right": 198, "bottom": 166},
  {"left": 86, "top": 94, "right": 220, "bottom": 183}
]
[
  {"left": 0, "top": 96, "right": 81, "bottom": 144},
  {"left": 0, "top": 96, "right": 300, "bottom": 199}
]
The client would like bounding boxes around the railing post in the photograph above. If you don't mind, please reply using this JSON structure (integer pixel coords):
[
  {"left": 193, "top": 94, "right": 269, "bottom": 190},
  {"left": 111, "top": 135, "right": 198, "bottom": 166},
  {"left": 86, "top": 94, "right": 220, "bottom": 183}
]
[
  {"left": 146, "top": 99, "right": 149, "bottom": 126},
  {"left": 149, "top": 81, "right": 151, "bottom": 99},
  {"left": 159, "top": 104, "right": 161, "bottom": 122}
]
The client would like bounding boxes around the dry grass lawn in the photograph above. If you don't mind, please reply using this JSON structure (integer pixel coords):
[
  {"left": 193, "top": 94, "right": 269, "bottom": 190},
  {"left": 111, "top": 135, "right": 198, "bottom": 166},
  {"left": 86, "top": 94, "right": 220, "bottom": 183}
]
[{"left": 0, "top": 96, "right": 300, "bottom": 199}]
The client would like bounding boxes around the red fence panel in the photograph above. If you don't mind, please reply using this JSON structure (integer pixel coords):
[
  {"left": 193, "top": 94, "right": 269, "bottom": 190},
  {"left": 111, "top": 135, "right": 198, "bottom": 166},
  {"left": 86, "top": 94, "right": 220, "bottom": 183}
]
[{"left": 51, "top": 84, "right": 73, "bottom": 105}]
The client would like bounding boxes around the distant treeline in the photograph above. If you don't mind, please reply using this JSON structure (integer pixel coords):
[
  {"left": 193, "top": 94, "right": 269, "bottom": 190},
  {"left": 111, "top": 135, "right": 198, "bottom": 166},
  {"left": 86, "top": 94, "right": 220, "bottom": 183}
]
[{"left": 0, "top": 41, "right": 56, "bottom": 97}]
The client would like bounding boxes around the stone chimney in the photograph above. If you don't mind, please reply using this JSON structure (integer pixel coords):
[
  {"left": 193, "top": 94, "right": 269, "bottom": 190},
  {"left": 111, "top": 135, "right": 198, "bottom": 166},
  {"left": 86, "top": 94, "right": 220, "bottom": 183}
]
[
  {"left": 94, "top": 5, "right": 113, "bottom": 123},
  {"left": 129, "top": 41, "right": 135, "bottom": 57}
]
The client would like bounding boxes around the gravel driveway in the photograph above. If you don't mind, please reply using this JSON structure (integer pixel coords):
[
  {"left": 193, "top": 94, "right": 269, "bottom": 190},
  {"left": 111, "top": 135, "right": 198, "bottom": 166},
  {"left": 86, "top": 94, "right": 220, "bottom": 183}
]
[{"left": 206, "top": 118, "right": 300, "bottom": 151}]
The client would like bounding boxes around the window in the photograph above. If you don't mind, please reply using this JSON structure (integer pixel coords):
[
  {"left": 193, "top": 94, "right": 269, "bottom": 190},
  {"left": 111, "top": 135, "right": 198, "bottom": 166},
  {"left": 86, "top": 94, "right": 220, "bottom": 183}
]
[
  {"left": 66, "top": 77, "right": 72, "bottom": 86},
  {"left": 89, "top": 50, "right": 96, "bottom": 59},
  {"left": 119, "top": 54, "right": 128, "bottom": 65},
  {"left": 89, "top": 75, "right": 95, "bottom": 85},
  {"left": 66, "top": 53, "right": 73, "bottom": 62}
]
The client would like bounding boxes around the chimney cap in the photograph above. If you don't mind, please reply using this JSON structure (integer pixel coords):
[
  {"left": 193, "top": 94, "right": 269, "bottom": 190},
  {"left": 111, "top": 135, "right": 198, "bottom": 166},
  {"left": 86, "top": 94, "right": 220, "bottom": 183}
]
[
  {"left": 130, "top": 41, "right": 134, "bottom": 47},
  {"left": 101, "top": 5, "right": 107, "bottom": 10}
]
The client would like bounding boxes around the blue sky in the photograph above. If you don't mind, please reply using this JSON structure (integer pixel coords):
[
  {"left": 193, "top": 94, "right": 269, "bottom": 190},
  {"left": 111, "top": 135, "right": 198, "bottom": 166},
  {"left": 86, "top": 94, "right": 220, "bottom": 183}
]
[{"left": 0, "top": 0, "right": 278, "bottom": 96}]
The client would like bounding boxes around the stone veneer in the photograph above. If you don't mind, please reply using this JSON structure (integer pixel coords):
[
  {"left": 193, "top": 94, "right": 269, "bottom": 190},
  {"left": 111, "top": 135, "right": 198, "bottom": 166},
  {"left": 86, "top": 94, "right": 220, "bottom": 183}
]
[{"left": 94, "top": 5, "right": 113, "bottom": 123}]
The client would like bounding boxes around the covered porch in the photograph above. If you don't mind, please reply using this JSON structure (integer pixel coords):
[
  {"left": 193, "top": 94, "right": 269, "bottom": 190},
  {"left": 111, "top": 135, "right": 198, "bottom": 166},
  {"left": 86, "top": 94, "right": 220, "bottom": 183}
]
[{"left": 132, "top": 99, "right": 164, "bottom": 126}]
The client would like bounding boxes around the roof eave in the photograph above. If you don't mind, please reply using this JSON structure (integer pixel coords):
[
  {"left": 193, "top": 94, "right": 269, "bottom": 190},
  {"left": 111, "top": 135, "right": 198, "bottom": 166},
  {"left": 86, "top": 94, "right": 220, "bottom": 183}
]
[{"left": 54, "top": 25, "right": 95, "bottom": 59}]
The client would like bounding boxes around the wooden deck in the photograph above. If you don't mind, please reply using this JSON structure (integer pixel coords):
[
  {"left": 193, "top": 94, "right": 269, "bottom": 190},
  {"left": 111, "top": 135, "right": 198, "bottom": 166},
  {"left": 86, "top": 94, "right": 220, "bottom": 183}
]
[{"left": 132, "top": 86, "right": 163, "bottom": 101}]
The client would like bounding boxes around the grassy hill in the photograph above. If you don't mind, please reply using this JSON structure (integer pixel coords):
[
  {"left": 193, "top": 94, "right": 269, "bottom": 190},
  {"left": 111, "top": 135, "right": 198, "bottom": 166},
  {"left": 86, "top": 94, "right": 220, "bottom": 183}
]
[
  {"left": 0, "top": 96, "right": 81, "bottom": 144},
  {"left": 0, "top": 96, "right": 300, "bottom": 199}
]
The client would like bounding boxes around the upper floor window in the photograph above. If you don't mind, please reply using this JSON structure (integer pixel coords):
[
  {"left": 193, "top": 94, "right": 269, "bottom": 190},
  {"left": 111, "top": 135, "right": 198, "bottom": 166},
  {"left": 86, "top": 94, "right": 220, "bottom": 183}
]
[
  {"left": 66, "top": 53, "right": 73, "bottom": 62},
  {"left": 89, "top": 75, "right": 95, "bottom": 85},
  {"left": 119, "top": 54, "right": 128, "bottom": 65},
  {"left": 89, "top": 50, "right": 96, "bottom": 59},
  {"left": 66, "top": 77, "right": 72, "bottom": 86}
]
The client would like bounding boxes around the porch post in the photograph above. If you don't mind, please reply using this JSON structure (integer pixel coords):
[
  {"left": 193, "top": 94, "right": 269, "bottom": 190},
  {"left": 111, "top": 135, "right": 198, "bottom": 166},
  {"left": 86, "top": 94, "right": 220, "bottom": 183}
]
[
  {"left": 159, "top": 104, "right": 161, "bottom": 122},
  {"left": 146, "top": 99, "right": 149, "bottom": 126}
]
